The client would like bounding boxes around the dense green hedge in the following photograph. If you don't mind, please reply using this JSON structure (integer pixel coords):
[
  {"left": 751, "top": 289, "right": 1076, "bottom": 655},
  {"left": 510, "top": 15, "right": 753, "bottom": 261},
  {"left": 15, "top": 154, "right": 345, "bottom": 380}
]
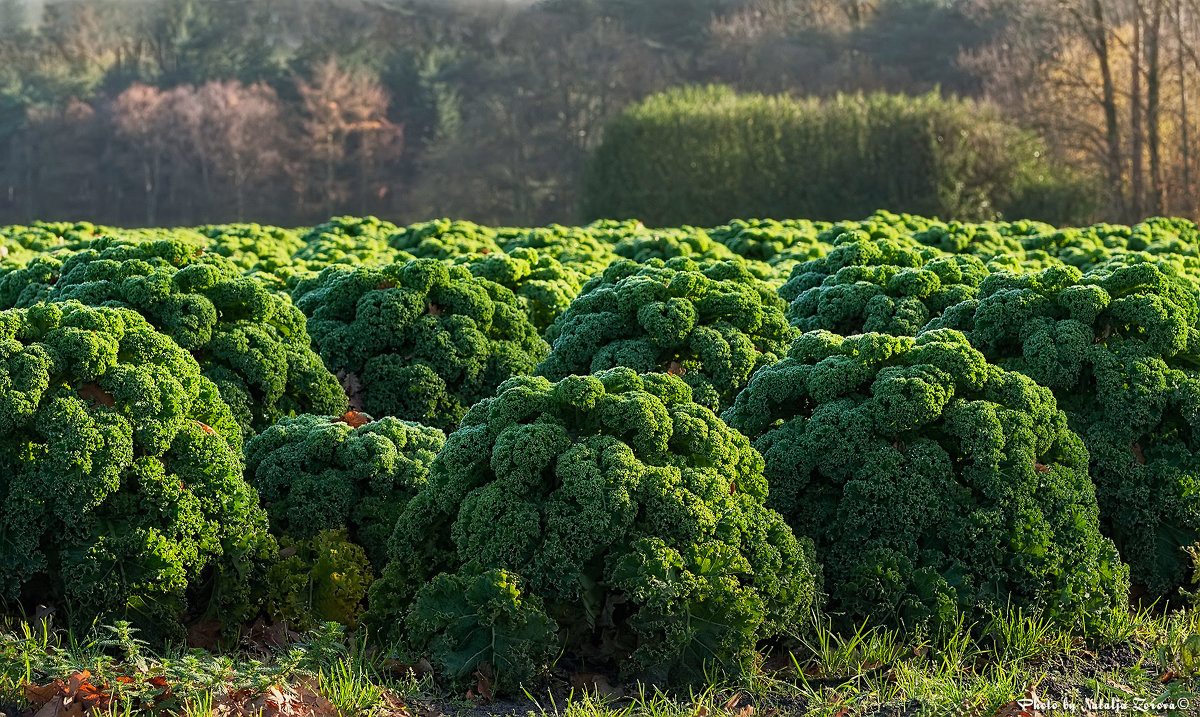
[{"left": 584, "top": 87, "right": 1095, "bottom": 227}]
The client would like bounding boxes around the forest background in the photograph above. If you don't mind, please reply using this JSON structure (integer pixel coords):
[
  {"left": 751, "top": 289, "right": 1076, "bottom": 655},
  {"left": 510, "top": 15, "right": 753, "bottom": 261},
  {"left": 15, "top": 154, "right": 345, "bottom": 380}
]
[{"left": 0, "top": 0, "right": 1193, "bottom": 228}]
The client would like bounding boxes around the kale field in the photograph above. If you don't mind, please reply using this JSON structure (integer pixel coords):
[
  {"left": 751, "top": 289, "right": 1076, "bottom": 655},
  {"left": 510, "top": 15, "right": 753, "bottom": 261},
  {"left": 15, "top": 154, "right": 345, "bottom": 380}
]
[{"left": 1, "top": 212, "right": 1198, "bottom": 717}]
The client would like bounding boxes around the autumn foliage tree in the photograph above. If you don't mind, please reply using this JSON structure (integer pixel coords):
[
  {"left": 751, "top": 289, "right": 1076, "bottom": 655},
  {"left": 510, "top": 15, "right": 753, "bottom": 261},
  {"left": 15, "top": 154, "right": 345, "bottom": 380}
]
[{"left": 296, "top": 58, "right": 405, "bottom": 219}]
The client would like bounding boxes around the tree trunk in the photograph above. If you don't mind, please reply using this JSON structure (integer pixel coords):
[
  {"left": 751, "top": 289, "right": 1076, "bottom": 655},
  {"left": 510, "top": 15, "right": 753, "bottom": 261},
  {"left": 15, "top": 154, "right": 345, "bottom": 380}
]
[
  {"left": 1089, "top": 0, "right": 1126, "bottom": 218},
  {"left": 1146, "top": 0, "right": 1166, "bottom": 214},
  {"left": 1131, "top": 5, "right": 1145, "bottom": 219},
  {"left": 1176, "top": 0, "right": 1192, "bottom": 214}
]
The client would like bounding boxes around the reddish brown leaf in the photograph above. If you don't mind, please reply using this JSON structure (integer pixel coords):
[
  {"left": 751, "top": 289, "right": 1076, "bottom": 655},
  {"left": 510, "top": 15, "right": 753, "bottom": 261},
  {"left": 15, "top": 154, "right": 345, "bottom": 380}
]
[
  {"left": 666, "top": 360, "right": 687, "bottom": 376},
  {"left": 376, "top": 280, "right": 394, "bottom": 290},
  {"left": 78, "top": 383, "right": 115, "bottom": 409},
  {"left": 729, "top": 481, "right": 737, "bottom": 495},
  {"left": 734, "top": 708, "right": 754, "bottom": 717},
  {"left": 334, "top": 410, "right": 372, "bottom": 428},
  {"left": 193, "top": 421, "right": 216, "bottom": 435},
  {"left": 1034, "top": 463, "right": 1050, "bottom": 473},
  {"left": 64, "top": 672, "right": 90, "bottom": 700},
  {"left": 426, "top": 302, "right": 443, "bottom": 316}
]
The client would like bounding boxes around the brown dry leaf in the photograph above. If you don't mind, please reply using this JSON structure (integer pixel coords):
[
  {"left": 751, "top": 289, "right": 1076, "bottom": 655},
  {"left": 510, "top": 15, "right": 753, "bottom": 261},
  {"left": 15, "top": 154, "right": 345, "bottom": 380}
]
[
  {"left": 991, "top": 686, "right": 1042, "bottom": 717},
  {"left": 729, "top": 481, "right": 738, "bottom": 495},
  {"left": 692, "top": 706, "right": 709, "bottom": 717},
  {"left": 376, "top": 280, "right": 395, "bottom": 291},
  {"left": 24, "top": 681, "right": 63, "bottom": 708},
  {"left": 569, "top": 672, "right": 624, "bottom": 699},
  {"left": 1131, "top": 442, "right": 1147, "bottom": 465},
  {"left": 1034, "top": 462, "right": 1050, "bottom": 473},
  {"left": 337, "top": 370, "right": 366, "bottom": 411},
  {"left": 192, "top": 420, "right": 216, "bottom": 435},
  {"left": 187, "top": 620, "right": 224, "bottom": 650},
  {"left": 426, "top": 303, "right": 443, "bottom": 317},
  {"left": 333, "top": 410, "right": 372, "bottom": 428},
  {"left": 734, "top": 708, "right": 754, "bottom": 717},
  {"left": 78, "top": 383, "right": 115, "bottom": 409},
  {"left": 465, "top": 665, "right": 494, "bottom": 704},
  {"left": 1160, "top": 669, "right": 1181, "bottom": 682},
  {"left": 378, "top": 690, "right": 412, "bottom": 717},
  {"left": 720, "top": 694, "right": 744, "bottom": 712},
  {"left": 666, "top": 360, "right": 686, "bottom": 376},
  {"left": 384, "top": 658, "right": 432, "bottom": 679}
]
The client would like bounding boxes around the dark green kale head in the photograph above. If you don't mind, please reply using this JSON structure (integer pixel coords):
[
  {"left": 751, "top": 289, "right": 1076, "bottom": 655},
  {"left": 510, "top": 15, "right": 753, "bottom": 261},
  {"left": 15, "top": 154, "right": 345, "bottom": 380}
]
[
  {"left": 293, "top": 215, "right": 406, "bottom": 269},
  {"left": 929, "top": 262, "right": 1200, "bottom": 597},
  {"left": 451, "top": 247, "right": 584, "bottom": 333},
  {"left": 293, "top": 258, "right": 549, "bottom": 431},
  {"left": 368, "top": 368, "right": 820, "bottom": 690},
  {"left": 0, "top": 236, "right": 348, "bottom": 440},
  {"left": 537, "top": 258, "right": 796, "bottom": 411},
  {"left": 724, "top": 329, "right": 1129, "bottom": 630},
  {"left": 389, "top": 219, "right": 504, "bottom": 259},
  {"left": 500, "top": 224, "right": 619, "bottom": 277},
  {"left": 779, "top": 229, "right": 989, "bottom": 338},
  {"left": 245, "top": 412, "right": 445, "bottom": 567},
  {"left": 0, "top": 301, "right": 273, "bottom": 636},
  {"left": 198, "top": 223, "right": 305, "bottom": 274}
]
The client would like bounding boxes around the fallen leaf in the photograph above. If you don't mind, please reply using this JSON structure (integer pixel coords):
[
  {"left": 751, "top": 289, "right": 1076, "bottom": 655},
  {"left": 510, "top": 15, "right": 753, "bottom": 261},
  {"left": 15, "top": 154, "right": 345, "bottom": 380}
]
[
  {"left": 1131, "top": 442, "right": 1146, "bottom": 465},
  {"left": 666, "top": 360, "right": 686, "bottom": 376},
  {"left": 426, "top": 302, "right": 443, "bottom": 316},
  {"left": 693, "top": 706, "right": 709, "bottom": 717},
  {"left": 334, "top": 410, "right": 372, "bottom": 428},
  {"left": 734, "top": 708, "right": 754, "bottom": 717},
  {"left": 384, "top": 658, "right": 432, "bottom": 679},
  {"left": 721, "top": 694, "right": 744, "bottom": 712},
  {"left": 1161, "top": 669, "right": 1181, "bottom": 682},
  {"left": 193, "top": 420, "right": 215, "bottom": 435},
  {"left": 24, "top": 682, "right": 62, "bottom": 708},
  {"left": 376, "top": 280, "right": 394, "bottom": 290},
  {"left": 465, "top": 664, "right": 493, "bottom": 704},
  {"left": 1034, "top": 462, "right": 1050, "bottom": 473}
]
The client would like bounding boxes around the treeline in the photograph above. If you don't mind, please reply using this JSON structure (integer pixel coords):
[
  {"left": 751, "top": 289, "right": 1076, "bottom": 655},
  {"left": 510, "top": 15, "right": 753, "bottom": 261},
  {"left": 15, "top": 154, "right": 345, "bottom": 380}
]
[{"left": 0, "top": 0, "right": 1198, "bottom": 226}]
